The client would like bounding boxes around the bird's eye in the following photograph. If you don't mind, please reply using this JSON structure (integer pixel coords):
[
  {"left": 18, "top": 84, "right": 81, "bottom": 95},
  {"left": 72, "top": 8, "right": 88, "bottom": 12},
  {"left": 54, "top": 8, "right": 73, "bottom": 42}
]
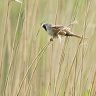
[{"left": 42, "top": 25, "right": 47, "bottom": 31}]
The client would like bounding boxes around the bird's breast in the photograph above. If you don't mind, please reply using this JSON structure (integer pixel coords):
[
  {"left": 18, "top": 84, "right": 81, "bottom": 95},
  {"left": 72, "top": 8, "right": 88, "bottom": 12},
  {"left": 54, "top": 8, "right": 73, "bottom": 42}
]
[{"left": 47, "top": 30, "right": 55, "bottom": 36}]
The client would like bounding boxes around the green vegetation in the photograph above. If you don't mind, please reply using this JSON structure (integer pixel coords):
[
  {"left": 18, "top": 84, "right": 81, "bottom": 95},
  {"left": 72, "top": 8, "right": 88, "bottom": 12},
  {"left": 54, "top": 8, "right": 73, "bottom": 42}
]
[{"left": 0, "top": 0, "right": 96, "bottom": 96}]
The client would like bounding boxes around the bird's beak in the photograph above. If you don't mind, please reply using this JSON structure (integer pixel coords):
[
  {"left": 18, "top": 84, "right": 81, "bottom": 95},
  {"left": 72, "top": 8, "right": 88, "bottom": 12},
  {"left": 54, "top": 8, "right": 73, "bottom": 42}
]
[{"left": 40, "top": 22, "right": 44, "bottom": 27}]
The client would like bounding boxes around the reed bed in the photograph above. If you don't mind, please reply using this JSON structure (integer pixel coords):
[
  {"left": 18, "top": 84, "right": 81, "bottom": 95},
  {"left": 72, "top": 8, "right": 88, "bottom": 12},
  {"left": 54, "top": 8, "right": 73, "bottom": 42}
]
[{"left": 0, "top": 0, "right": 96, "bottom": 96}]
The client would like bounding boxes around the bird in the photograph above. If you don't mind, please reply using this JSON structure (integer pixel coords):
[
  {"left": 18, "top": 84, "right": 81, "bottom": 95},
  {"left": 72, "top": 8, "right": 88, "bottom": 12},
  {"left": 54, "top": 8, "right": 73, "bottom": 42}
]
[{"left": 41, "top": 23, "right": 82, "bottom": 41}]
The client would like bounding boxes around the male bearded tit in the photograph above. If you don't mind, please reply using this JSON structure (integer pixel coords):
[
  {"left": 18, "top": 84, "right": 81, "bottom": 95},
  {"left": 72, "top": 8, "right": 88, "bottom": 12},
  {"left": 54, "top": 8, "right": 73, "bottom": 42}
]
[{"left": 41, "top": 23, "right": 82, "bottom": 41}]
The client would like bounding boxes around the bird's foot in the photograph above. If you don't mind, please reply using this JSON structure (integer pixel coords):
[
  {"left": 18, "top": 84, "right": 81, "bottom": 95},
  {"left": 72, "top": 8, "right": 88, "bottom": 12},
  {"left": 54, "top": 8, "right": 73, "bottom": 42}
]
[{"left": 50, "top": 38, "right": 54, "bottom": 42}]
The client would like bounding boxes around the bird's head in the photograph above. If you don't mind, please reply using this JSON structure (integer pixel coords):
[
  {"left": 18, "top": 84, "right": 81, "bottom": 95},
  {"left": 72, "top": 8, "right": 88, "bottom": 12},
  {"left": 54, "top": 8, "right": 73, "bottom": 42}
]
[{"left": 41, "top": 23, "right": 52, "bottom": 31}]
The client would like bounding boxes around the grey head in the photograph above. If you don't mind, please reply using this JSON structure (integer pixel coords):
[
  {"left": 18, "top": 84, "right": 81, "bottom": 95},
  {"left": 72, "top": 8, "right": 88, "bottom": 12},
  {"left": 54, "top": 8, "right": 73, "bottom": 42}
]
[{"left": 41, "top": 23, "right": 52, "bottom": 31}]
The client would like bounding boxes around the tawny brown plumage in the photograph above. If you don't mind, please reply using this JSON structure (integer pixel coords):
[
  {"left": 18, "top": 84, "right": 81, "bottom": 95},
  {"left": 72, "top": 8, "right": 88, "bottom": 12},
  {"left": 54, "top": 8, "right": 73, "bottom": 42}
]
[
  {"left": 51, "top": 26, "right": 82, "bottom": 38},
  {"left": 42, "top": 23, "right": 82, "bottom": 39}
]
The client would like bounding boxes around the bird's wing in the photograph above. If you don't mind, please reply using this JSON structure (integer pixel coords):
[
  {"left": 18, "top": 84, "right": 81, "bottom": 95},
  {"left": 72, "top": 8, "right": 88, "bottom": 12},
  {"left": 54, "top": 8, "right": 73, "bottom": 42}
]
[
  {"left": 52, "top": 25, "right": 67, "bottom": 35},
  {"left": 52, "top": 25, "right": 82, "bottom": 38}
]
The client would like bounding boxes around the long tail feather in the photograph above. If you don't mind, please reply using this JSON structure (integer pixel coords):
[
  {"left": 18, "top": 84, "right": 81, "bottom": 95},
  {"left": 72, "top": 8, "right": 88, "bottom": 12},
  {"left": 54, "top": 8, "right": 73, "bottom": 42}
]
[
  {"left": 69, "top": 34, "right": 82, "bottom": 38},
  {"left": 68, "top": 33, "right": 88, "bottom": 40}
]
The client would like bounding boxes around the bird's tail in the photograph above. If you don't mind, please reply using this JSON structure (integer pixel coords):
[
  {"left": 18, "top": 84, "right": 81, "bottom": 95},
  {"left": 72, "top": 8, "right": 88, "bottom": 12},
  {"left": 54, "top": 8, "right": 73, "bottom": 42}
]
[
  {"left": 69, "top": 33, "right": 82, "bottom": 38},
  {"left": 63, "top": 28, "right": 88, "bottom": 39},
  {"left": 69, "top": 33, "right": 88, "bottom": 39}
]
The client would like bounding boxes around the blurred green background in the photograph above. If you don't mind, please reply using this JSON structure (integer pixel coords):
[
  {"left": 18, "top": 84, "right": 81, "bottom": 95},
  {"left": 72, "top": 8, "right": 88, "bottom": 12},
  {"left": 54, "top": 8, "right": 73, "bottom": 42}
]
[{"left": 0, "top": 0, "right": 96, "bottom": 96}]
